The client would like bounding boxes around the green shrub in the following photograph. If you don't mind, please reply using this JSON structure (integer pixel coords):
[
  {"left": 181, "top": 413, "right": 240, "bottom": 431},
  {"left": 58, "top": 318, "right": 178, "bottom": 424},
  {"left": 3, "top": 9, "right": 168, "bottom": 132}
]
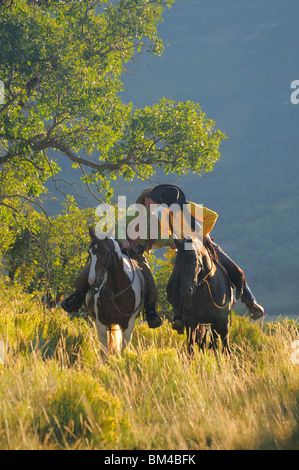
[{"left": 38, "top": 369, "right": 130, "bottom": 448}]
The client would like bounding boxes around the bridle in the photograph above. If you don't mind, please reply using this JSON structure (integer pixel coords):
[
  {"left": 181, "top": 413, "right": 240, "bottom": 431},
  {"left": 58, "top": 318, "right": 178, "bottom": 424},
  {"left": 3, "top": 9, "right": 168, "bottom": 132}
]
[
  {"left": 90, "top": 240, "right": 143, "bottom": 317},
  {"left": 177, "top": 247, "right": 202, "bottom": 288},
  {"left": 90, "top": 241, "right": 112, "bottom": 291}
]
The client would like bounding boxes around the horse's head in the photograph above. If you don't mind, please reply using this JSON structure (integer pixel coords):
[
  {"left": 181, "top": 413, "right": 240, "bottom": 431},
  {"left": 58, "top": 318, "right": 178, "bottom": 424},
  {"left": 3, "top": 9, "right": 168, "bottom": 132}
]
[
  {"left": 88, "top": 227, "right": 113, "bottom": 288},
  {"left": 174, "top": 237, "right": 203, "bottom": 297}
]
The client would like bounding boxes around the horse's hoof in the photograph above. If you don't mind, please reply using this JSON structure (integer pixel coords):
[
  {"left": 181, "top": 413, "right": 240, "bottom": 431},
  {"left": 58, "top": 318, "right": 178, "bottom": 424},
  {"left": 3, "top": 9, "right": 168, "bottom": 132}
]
[
  {"left": 148, "top": 320, "right": 162, "bottom": 329},
  {"left": 172, "top": 318, "right": 185, "bottom": 333},
  {"left": 175, "top": 327, "right": 185, "bottom": 335}
]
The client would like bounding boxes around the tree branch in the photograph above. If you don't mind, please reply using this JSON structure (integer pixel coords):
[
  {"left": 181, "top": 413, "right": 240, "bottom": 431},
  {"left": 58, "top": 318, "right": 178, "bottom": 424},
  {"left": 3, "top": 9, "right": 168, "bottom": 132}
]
[
  {"left": 0, "top": 201, "right": 20, "bottom": 214},
  {"left": 31, "top": 138, "right": 133, "bottom": 173},
  {"left": 0, "top": 194, "right": 52, "bottom": 233},
  {"left": 0, "top": 149, "right": 15, "bottom": 166}
]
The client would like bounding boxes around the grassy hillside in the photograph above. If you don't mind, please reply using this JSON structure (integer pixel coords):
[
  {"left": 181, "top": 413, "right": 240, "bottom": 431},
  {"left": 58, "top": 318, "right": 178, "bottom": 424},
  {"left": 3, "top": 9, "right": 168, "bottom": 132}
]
[{"left": 0, "top": 283, "right": 298, "bottom": 450}]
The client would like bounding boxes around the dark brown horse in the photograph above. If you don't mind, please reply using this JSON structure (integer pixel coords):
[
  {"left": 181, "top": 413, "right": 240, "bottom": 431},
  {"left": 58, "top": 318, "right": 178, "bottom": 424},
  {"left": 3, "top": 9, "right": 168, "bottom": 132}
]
[
  {"left": 167, "top": 237, "right": 234, "bottom": 354},
  {"left": 85, "top": 228, "right": 144, "bottom": 355}
]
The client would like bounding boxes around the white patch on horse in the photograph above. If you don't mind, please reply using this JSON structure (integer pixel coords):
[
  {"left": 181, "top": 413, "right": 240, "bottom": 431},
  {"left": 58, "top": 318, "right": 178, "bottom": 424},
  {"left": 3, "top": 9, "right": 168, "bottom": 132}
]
[
  {"left": 111, "top": 239, "right": 133, "bottom": 281},
  {"left": 87, "top": 272, "right": 110, "bottom": 355},
  {"left": 111, "top": 238, "right": 143, "bottom": 313},
  {"left": 123, "top": 313, "right": 138, "bottom": 349},
  {"left": 88, "top": 248, "right": 97, "bottom": 286},
  {"left": 111, "top": 238, "right": 123, "bottom": 259},
  {"left": 87, "top": 272, "right": 107, "bottom": 319},
  {"left": 95, "top": 318, "right": 108, "bottom": 352}
]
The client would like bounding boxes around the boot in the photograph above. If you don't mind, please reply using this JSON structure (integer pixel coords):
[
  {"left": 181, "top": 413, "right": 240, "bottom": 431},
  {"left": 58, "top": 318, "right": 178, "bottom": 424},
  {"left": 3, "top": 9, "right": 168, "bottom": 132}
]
[
  {"left": 172, "top": 308, "right": 184, "bottom": 334},
  {"left": 241, "top": 285, "right": 264, "bottom": 320},
  {"left": 61, "top": 289, "right": 86, "bottom": 313},
  {"left": 145, "top": 302, "right": 162, "bottom": 329}
]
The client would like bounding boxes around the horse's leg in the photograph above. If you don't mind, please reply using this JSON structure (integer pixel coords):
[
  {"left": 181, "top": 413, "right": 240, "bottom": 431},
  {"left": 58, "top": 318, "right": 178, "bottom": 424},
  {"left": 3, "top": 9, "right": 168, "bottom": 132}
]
[
  {"left": 122, "top": 314, "right": 137, "bottom": 352},
  {"left": 220, "top": 320, "right": 231, "bottom": 356},
  {"left": 166, "top": 265, "right": 182, "bottom": 324},
  {"left": 107, "top": 324, "right": 123, "bottom": 354},
  {"left": 210, "top": 323, "right": 231, "bottom": 355},
  {"left": 195, "top": 324, "right": 207, "bottom": 352},
  {"left": 209, "top": 326, "right": 220, "bottom": 353},
  {"left": 187, "top": 326, "right": 197, "bottom": 356},
  {"left": 95, "top": 319, "right": 108, "bottom": 358}
]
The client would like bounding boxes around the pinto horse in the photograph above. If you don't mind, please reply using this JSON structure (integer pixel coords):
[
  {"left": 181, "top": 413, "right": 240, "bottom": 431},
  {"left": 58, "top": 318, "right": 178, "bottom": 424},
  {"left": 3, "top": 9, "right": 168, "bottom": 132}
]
[
  {"left": 85, "top": 228, "right": 144, "bottom": 355},
  {"left": 167, "top": 237, "right": 234, "bottom": 354}
]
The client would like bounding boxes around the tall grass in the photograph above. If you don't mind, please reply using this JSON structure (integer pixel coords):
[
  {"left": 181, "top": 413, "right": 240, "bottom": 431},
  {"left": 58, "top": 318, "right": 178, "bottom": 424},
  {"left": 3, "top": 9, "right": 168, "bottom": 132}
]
[{"left": 0, "top": 282, "right": 298, "bottom": 450}]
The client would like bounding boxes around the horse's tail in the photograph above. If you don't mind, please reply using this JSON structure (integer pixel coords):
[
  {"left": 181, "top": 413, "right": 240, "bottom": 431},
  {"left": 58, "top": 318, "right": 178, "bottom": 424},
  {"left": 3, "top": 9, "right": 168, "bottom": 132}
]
[{"left": 107, "top": 324, "right": 123, "bottom": 354}]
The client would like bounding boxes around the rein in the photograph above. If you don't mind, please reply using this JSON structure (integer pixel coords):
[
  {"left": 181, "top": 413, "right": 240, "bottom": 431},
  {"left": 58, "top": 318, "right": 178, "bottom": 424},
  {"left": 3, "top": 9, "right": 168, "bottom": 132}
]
[
  {"left": 195, "top": 253, "right": 230, "bottom": 310},
  {"left": 202, "top": 275, "right": 230, "bottom": 310}
]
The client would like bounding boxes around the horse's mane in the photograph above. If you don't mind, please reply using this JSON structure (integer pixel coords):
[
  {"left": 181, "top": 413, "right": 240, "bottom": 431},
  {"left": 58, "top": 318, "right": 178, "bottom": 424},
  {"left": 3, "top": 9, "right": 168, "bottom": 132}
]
[
  {"left": 127, "top": 256, "right": 140, "bottom": 271},
  {"left": 203, "top": 237, "right": 219, "bottom": 264},
  {"left": 110, "top": 238, "right": 141, "bottom": 272}
]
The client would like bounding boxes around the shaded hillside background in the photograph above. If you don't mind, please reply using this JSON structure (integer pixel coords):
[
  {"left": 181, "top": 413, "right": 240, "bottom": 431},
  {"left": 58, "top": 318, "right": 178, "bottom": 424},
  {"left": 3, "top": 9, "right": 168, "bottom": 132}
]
[{"left": 46, "top": 0, "right": 299, "bottom": 316}]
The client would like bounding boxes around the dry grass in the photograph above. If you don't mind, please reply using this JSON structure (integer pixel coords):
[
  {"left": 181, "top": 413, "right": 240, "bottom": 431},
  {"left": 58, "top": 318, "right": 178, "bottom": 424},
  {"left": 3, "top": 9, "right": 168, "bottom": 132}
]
[{"left": 0, "top": 283, "right": 298, "bottom": 450}]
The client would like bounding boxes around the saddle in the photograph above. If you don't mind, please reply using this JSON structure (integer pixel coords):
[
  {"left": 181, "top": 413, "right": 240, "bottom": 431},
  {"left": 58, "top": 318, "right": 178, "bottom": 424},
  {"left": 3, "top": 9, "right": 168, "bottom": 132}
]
[
  {"left": 203, "top": 236, "right": 244, "bottom": 299},
  {"left": 118, "top": 243, "right": 144, "bottom": 272}
]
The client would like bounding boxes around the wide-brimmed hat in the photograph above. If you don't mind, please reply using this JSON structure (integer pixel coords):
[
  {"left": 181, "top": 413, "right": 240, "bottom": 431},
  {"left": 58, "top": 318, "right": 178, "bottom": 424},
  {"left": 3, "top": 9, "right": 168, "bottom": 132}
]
[
  {"left": 150, "top": 184, "right": 187, "bottom": 208},
  {"left": 135, "top": 188, "right": 153, "bottom": 205}
]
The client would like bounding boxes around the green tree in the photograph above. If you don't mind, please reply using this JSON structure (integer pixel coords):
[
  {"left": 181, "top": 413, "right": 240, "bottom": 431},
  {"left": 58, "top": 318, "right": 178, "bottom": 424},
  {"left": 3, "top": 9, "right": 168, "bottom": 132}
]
[
  {"left": 5, "top": 200, "right": 94, "bottom": 298},
  {"left": 0, "top": 0, "right": 226, "bottom": 297},
  {"left": 0, "top": 0, "right": 225, "bottom": 221}
]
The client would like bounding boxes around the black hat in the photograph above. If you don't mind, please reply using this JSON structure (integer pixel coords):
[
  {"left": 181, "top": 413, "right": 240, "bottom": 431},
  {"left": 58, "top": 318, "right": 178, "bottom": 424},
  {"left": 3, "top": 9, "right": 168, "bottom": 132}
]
[{"left": 150, "top": 184, "right": 187, "bottom": 208}]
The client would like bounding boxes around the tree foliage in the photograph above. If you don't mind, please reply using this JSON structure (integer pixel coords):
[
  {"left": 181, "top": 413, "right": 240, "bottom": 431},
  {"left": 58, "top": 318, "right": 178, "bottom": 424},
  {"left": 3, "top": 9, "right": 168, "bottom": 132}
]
[
  {"left": 0, "top": 0, "right": 225, "bottom": 294},
  {"left": 0, "top": 0, "right": 224, "bottom": 205},
  {"left": 5, "top": 200, "right": 94, "bottom": 298}
]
